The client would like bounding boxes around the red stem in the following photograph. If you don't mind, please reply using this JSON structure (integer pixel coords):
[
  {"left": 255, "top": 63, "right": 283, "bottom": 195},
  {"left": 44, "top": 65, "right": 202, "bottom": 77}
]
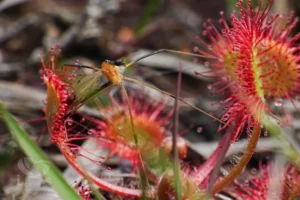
[
  {"left": 212, "top": 125, "right": 261, "bottom": 194},
  {"left": 58, "top": 143, "right": 154, "bottom": 198},
  {"left": 191, "top": 130, "right": 233, "bottom": 186}
]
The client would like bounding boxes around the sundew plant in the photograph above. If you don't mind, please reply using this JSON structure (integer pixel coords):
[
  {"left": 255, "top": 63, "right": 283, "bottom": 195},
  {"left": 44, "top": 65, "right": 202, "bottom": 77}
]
[
  {"left": 2, "top": 0, "right": 300, "bottom": 200},
  {"left": 41, "top": 0, "right": 300, "bottom": 199}
]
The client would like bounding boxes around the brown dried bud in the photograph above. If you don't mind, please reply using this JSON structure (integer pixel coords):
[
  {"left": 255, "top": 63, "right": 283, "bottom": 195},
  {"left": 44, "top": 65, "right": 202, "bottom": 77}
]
[
  {"left": 161, "top": 136, "right": 188, "bottom": 160},
  {"left": 157, "top": 169, "right": 204, "bottom": 200}
]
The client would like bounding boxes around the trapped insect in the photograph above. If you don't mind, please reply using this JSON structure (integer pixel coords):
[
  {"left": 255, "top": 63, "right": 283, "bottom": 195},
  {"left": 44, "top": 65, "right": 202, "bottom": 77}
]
[{"left": 63, "top": 48, "right": 223, "bottom": 123}]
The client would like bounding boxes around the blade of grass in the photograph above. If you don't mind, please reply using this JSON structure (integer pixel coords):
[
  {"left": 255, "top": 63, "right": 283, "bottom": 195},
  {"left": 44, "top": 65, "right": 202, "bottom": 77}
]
[
  {"left": 135, "top": 0, "right": 160, "bottom": 35},
  {"left": 0, "top": 103, "right": 81, "bottom": 200},
  {"left": 172, "top": 65, "right": 182, "bottom": 200}
]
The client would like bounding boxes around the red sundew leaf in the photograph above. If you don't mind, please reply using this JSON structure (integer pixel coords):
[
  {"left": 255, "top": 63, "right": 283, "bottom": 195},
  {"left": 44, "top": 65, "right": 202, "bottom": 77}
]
[
  {"left": 196, "top": 0, "right": 300, "bottom": 137},
  {"left": 88, "top": 92, "right": 174, "bottom": 169},
  {"left": 229, "top": 163, "right": 300, "bottom": 200},
  {"left": 41, "top": 49, "right": 71, "bottom": 143},
  {"left": 191, "top": 0, "right": 300, "bottom": 194},
  {"left": 40, "top": 47, "right": 151, "bottom": 197}
]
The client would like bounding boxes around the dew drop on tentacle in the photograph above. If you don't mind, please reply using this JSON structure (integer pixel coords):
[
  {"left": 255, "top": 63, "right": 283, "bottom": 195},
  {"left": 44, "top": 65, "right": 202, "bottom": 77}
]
[
  {"left": 197, "top": 127, "right": 203, "bottom": 133},
  {"left": 250, "top": 168, "right": 257, "bottom": 175},
  {"left": 75, "top": 132, "right": 81, "bottom": 136},
  {"left": 273, "top": 99, "right": 283, "bottom": 107},
  {"left": 88, "top": 129, "right": 95, "bottom": 135},
  {"left": 66, "top": 118, "right": 73, "bottom": 126},
  {"left": 193, "top": 58, "right": 200, "bottom": 63}
]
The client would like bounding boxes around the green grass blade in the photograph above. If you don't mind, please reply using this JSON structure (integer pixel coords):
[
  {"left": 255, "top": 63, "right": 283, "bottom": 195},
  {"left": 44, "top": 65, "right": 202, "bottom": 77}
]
[
  {"left": 135, "top": 0, "right": 160, "bottom": 35},
  {"left": 0, "top": 103, "right": 81, "bottom": 200}
]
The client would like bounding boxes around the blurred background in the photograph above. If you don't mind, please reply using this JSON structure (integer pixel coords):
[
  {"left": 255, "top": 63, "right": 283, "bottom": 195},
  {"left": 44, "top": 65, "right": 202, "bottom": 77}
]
[{"left": 0, "top": 0, "right": 300, "bottom": 199}]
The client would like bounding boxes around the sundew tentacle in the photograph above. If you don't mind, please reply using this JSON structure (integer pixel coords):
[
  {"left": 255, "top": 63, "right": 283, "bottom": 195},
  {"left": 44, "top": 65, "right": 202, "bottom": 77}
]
[
  {"left": 41, "top": 47, "right": 71, "bottom": 143},
  {"left": 228, "top": 162, "right": 300, "bottom": 200},
  {"left": 59, "top": 142, "right": 152, "bottom": 197}
]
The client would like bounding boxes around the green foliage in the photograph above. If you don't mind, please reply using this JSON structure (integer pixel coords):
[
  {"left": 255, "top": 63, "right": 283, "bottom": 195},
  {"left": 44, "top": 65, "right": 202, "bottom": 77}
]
[
  {"left": 226, "top": 0, "right": 259, "bottom": 11},
  {"left": 135, "top": 0, "right": 160, "bottom": 35},
  {"left": 0, "top": 103, "right": 81, "bottom": 200}
]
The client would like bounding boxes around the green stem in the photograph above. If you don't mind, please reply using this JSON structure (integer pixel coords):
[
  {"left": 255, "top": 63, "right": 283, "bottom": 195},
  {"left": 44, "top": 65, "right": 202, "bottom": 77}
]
[{"left": 265, "top": 120, "right": 300, "bottom": 169}]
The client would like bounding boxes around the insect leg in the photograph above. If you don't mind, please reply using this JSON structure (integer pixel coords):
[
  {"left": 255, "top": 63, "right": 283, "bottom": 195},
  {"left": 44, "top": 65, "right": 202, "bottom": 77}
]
[
  {"left": 62, "top": 64, "right": 100, "bottom": 71},
  {"left": 122, "top": 76, "right": 224, "bottom": 124},
  {"left": 125, "top": 49, "right": 213, "bottom": 68}
]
